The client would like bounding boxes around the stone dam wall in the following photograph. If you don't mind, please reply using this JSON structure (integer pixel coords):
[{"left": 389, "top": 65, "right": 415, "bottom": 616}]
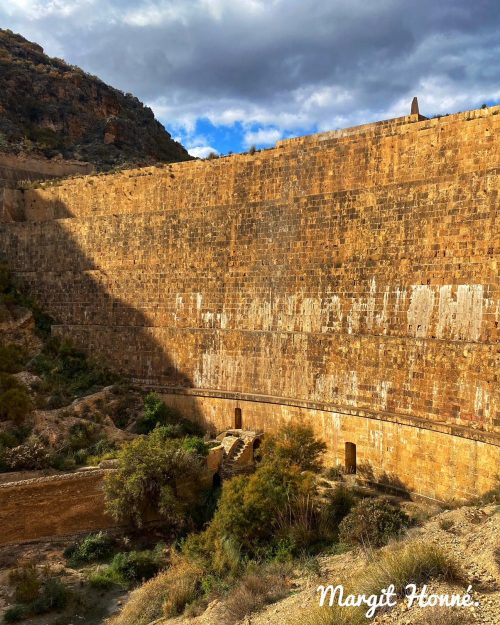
[
  {"left": 0, "top": 447, "right": 223, "bottom": 546},
  {"left": 1, "top": 108, "right": 499, "bottom": 501},
  {"left": 0, "top": 153, "right": 93, "bottom": 221},
  {"left": 0, "top": 470, "right": 116, "bottom": 546}
]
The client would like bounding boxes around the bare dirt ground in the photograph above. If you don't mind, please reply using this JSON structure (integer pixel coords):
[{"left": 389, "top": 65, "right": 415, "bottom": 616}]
[{"left": 0, "top": 538, "right": 130, "bottom": 625}]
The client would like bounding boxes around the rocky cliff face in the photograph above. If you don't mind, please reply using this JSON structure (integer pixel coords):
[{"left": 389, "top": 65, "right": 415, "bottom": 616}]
[{"left": 0, "top": 29, "right": 190, "bottom": 170}]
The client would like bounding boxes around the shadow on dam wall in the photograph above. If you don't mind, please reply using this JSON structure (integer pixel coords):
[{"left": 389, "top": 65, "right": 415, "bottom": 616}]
[{"left": 0, "top": 191, "right": 219, "bottom": 435}]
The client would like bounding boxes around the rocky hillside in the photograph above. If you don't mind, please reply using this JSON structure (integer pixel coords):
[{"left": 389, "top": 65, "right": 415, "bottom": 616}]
[{"left": 0, "top": 29, "right": 190, "bottom": 170}]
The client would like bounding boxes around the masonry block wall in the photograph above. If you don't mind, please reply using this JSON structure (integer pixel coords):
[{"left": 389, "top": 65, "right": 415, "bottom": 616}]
[
  {"left": 1, "top": 108, "right": 499, "bottom": 500},
  {"left": 0, "top": 470, "right": 116, "bottom": 546}
]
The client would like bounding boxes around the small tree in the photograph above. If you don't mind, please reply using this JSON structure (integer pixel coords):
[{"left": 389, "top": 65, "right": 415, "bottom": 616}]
[
  {"left": 260, "top": 424, "right": 327, "bottom": 472},
  {"left": 104, "top": 427, "right": 207, "bottom": 528},
  {"left": 0, "top": 387, "right": 32, "bottom": 425}
]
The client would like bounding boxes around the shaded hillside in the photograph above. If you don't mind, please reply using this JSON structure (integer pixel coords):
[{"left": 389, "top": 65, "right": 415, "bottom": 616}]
[{"left": 0, "top": 29, "right": 190, "bottom": 170}]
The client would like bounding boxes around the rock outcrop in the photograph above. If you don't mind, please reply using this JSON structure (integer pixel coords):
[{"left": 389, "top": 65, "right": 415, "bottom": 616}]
[{"left": 0, "top": 29, "right": 190, "bottom": 170}]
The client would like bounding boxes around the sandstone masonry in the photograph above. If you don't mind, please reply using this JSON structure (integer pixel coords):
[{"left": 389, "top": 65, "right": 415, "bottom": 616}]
[{"left": 1, "top": 108, "right": 499, "bottom": 501}]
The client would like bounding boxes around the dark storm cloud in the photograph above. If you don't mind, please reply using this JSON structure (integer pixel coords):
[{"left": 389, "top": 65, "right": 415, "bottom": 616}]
[{"left": 2, "top": 0, "right": 500, "bottom": 143}]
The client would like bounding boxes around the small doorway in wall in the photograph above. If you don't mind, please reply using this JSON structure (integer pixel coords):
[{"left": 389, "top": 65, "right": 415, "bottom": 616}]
[
  {"left": 234, "top": 407, "right": 242, "bottom": 429},
  {"left": 345, "top": 442, "right": 356, "bottom": 474}
]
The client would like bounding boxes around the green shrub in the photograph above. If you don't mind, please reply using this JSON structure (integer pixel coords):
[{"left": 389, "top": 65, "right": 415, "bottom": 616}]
[
  {"left": 104, "top": 427, "right": 207, "bottom": 528},
  {"left": 321, "top": 485, "right": 356, "bottom": 531},
  {"left": 0, "top": 430, "right": 20, "bottom": 448},
  {"left": 29, "top": 337, "right": 117, "bottom": 407},
  {"left": 0, "top": 444, "right": 6, "bottom": 471},
  {"left": 0, "top": 387, "right": 32, "bottom": 424},
  {"left": 67, "top": 421, "right": 99, "bottom": 451},
  {"left": 0, "top": 263, "right": 11, "bottom": 294},
  {"left": 204, "top": 463, "right": 319, "bottom": 561},
  {"left": 64, "top": 531, "right": 114, "bottom": 565},
  {"left": 181, "top": 436, "right": 209, "bottom": 456},
  {"left": 260, "top": 424, "right": 326, "bottom": 472},
  {"left": 31, "top": 578, "right": 68, "bottom": 613},
  {"left": 6, "top": 564, "right": 69, "bottom": 620},
  {"left": 91, "top": 438, "right": 116, "bottom": 456},
  {"left": 110, "top": 548, "right": 165, "bottom": 583},
  {"left": 136, "top": 392, "right": 203, "bottom": 436},
  {"left": 3, "top": 604, "right": 28, "bottom": 623},
  {"left": 0, "top": 373, "right": 21, "bottom": 394},
  {"left": 0, "top": 430, "right": 22, "bottom": 471},
  {"left": 88, "top": 566, "right": 125, "bottom": 590},
  {"left": 137, "top": 392, "right": 169, "bottom": 433},
  {"left": 439, "top": 518, "right": 454, "bottom": 531},
  {"left": 338, "top": 497, "right": 409, "bottom": 547},
  {"left": 0, "top": 344, "right": 27, "bottom": 373},
  {"left": 324, "top": 465, "right": 345, "bottom": 481},
  {"left": 89, "top": 545, "right": 166, "bottom": 589},
  {"left": 9, "top": 563, "right": 41, "bottom": 603}
]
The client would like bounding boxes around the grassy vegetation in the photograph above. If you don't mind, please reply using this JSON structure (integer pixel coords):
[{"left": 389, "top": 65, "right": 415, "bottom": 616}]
[
  {"left": 107, "top": 554, "right": 203, "bottom": 625},
  {"left": 286, "top": 540, "right": 463, "bottom": 625},
  {"left": 109, "top": 425, "right": 379, "bottom": 625},
  {"left": 358, "top": 541, "right": 463, "bottom": 598},
  {"left": 5, "top": 563, "right": 69, "bottom": 622},
  {"left": 412, "top": 607, "right": 472, "bottom": 625},
  {"left": 221, "top": 562, "right": 291, "bottom": 625},
  {"left": 289, "top": 605, "right": 365, "bottom": 625},
  {"left": 0, "top": 263, "right": 134, "bottom": 473},
  {"left": 29, "top": 336, "right": 118, "bottom": 409}
]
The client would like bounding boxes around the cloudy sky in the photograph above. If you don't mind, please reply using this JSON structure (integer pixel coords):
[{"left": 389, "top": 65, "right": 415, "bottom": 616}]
[{"left": 2, "top": 0, "right": 500, "bottom": 157}]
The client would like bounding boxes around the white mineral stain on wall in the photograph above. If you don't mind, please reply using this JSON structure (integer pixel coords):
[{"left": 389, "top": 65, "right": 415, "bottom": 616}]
[
  {"left": 376, "top": 287, "right": 390, "bottom": 332},
  {"left": 407, "top": 285, "right": 435, "bottom": 338},
  {"left": 195, "top": 292, "right": 203, "bottom": 311},
  {"left": 187, "top": 281, "right": 488, "bottom": 346},
  {"left": 366, "top": 278, "right": 377, "bottom": 330},
  {"left": 322, "top": 294, "right": 343, "bottom": 332},
  {"left": 432, "top": 381, "right": 440, "bottom": 409},
  {"left": 313, "top": 373, "right": 339, "bottom": 402},
  {"left": 346, "top": 371, "right": 358, "bottom": 407},
  {"left": 474, "top": 385, "right": 491, "bottom": 419},
  {"left": 436, "top": 285, "right": 454, "bottom": 339},
  {"left": 347, "top": 299, "right": 363, "bottom": 334},
  {"left": 300, "top": 297, "right": 322, "bottom": 333},
  {"left": 437, "top": 284, "right": 484, "bottom": 341},
  {"left": 377, "top": 380, "right": 392, "bottom": 411},
  {"left": 370, "top": 430, "right": 384, "bottom": 452},
  {"left": 455, "top": 285, "right": 483, "bottom": 341},
  {"left": 394, "top": 287, "right": 407, "bottom": 319}
]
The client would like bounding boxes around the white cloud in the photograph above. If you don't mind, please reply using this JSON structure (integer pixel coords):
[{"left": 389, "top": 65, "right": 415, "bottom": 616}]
[
  {"left": 243, "top": 127, "right": 282, "bottom": 147},
  {"left": 3, "top": 0, "right": 95, "bottom": 19},
  {"left": 1, "top": 0, "right": 499, "bottom": 152},
  {"left": 188, "top": 146, "right": 219, "bottom": 158},
  {"left": 122, "top": 1, "right": 190, "bottom": 26}
]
